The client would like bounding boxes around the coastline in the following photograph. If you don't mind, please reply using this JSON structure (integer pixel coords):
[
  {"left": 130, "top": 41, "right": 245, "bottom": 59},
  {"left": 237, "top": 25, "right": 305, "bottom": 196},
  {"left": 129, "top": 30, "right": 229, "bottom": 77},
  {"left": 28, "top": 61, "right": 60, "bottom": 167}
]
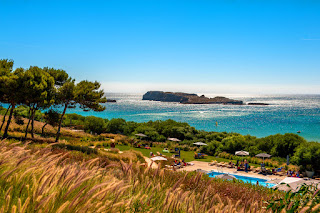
[
  {"left": 76, "top": 93, "right": 320, "bottom": 142},
  {"left": 1, "top": 93, "right": 320, "bottom": 142}
]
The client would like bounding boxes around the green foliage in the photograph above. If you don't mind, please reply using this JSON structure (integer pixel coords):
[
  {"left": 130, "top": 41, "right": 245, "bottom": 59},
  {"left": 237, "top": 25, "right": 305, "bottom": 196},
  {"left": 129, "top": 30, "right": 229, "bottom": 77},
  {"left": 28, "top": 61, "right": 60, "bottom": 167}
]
[
  {"left": 13, "top": 105, "right": 42, "bottom": 121},
  {"left": 43, "top": 109, "right": 60, "bottom": 126},
  {"left": 43, "top": 67, "right": 70, "bottom": 86},
  {"left": 105, "top": 118, "right": 127, "bottom": 134},
  {"left": 258, "top": 133, "right": 307, "bottom": 158},
  {"left": 0, "top": 59, "right": 13, "bottom": 76},
  {"left": 292, "top": 142, "right": 320, "bottom": 172},
  {"left": 22, "top": 66, "right": 55, "bottom": 108},
  {"left": 74, "top": 80, "right": 107, "bottom": 112},
  {"left": 0, "top": 60, "right": 26, "bottom": 137},
  {"left": 52, "top": 143, "right": 98, "bottom": 155},
  {"left": 84, "top": 116, "right": 106, "bottom": 134},
  {"left": 267, "top": 184, "right": 320, "bottom": 212},
  {"left": 13, "top": 110, "right": 24, "bottom": 125},
  {"left": 55, "top": 79, "right": 107, "bottom": 141},
  {"left": 63, "top": 113, "right": 86, "bottom": 126},
  {"left": 200, "top": 140, "right": 222, "bottom": 156}
]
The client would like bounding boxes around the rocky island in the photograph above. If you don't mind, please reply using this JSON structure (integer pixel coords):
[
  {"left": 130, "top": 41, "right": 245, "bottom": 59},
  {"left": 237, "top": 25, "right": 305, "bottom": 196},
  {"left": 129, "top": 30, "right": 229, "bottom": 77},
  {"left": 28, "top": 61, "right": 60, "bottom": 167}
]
[
  {"left": 142, "top": 91, "right": 244, "bottom": 105},
  {"left": 106, "top": 99, "right": 116, "bottom": 103}
]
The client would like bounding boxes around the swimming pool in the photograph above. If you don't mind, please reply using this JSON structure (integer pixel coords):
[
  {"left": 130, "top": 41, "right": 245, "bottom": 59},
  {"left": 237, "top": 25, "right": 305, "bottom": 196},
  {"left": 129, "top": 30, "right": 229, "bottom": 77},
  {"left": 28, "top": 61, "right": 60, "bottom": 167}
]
[{"left": 207, "top": 171, "right": 276, "bottom": 188}]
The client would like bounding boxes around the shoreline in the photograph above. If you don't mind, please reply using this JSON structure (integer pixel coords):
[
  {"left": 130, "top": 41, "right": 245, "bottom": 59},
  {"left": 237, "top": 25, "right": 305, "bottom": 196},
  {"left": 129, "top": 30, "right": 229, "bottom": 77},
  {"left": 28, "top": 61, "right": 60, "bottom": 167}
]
[{"left": 1, "top": 98, "right": 320, "bottom": 142}]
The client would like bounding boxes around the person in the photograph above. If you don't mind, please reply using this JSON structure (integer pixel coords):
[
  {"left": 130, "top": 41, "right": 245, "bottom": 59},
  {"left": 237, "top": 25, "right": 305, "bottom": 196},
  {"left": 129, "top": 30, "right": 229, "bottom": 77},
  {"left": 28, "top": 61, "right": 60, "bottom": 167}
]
[
  {"left": 240, "top": 161, "right": 244, "bottom": 169},
  {"left": 292, "top": 171, "right": 297, "bottom": 177},
  {"left": 244, "top": 160, "right": 248, "bottom": 172},
  {"left": 182, "top": 159, "right": 187, "bottom": 166},
  {"left": 150, "top": 152, "right": 154, "bottom": 157},
  {"left": 287, "top": 170, "right": 292, "bottom": 177},
  {"left": 235, "top": 160, "right": 239, "bottom": 167}
]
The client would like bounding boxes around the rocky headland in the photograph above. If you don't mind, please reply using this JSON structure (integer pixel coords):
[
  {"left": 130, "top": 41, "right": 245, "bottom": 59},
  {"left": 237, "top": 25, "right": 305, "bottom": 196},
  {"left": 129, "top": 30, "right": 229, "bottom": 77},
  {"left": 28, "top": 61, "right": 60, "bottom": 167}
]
[{"left": 142, "top": 91, "right": 244, "bottom": 105}]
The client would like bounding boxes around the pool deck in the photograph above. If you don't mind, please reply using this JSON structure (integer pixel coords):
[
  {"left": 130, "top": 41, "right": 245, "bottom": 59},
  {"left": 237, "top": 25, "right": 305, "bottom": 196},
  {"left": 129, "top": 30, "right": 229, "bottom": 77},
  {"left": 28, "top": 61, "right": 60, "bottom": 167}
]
[{"left": 180, "top": 161, "right": 285, "bottom": 180}]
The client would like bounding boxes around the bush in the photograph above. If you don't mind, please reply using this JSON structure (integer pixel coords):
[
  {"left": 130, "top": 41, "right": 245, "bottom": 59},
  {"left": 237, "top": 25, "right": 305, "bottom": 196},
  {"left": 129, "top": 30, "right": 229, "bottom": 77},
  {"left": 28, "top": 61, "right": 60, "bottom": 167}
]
[
  {"left": 200, "top": 141, "right": 222, "bottom": 156},
  {"left": 105, "top": 118, "right": 126, "bottom": 134},
  {"left": 84, "top": 116, "right": 106, "bottom": 134},
  {"left": 292, "top": 142, "right": 320, "bottom": 171},
  {"left": 52, "top": 143, "right": 98, "bottom": 155}
]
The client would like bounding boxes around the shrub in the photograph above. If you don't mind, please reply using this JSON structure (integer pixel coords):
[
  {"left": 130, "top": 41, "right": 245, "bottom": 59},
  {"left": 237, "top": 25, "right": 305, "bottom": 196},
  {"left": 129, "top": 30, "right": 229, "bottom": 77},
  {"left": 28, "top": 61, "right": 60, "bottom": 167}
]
[
  {"left": 105, "top": 118, "right": 126, "bottom": 134},
  {"left": 52, "top": 143, "right": 98, "bottom": 155},
  {"left": 84, "top": 116, "right": 106, "bottom": 134}
]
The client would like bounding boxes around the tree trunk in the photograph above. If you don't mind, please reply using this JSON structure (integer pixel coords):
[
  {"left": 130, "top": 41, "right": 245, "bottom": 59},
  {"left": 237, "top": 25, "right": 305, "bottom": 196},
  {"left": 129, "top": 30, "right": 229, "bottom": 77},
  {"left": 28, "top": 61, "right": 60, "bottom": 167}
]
[
  {"left": 24, "top": 108, "right": 32, "bottom": 139},
  {"left": 31, "top": 108, "right": 36, "bottom": 138},
  {"left": 55, "top": 104, "right": 68, "bottom": 142},
  {"left": 3, "top": 103, "right": 15, "bottom": 138},
  {"left": 41, "top": 123, "right": 48, "bottom": 136},
  {"left": 0, "top": 104, "right": 11, "bottom": 132}
]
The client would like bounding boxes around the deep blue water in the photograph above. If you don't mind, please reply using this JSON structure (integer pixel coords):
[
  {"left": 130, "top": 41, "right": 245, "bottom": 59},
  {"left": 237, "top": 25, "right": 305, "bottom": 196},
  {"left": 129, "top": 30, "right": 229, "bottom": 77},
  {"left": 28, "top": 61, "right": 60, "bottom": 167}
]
[
  {"left": 70, "top": 93, "right": 320, "bottom": 142},
  {"left": 3, "top": 93, "right": 319, "bottom": 141},
  {"left": 207, "top": 171, "right": 276, "bottom": 188}
]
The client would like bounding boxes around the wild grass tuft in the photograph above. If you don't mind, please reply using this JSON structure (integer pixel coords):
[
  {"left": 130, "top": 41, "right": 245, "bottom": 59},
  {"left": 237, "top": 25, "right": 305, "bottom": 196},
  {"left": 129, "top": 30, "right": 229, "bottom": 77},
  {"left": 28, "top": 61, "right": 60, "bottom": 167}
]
[{"left": 0, "top": 139, "right": 283, "bottom": 212}]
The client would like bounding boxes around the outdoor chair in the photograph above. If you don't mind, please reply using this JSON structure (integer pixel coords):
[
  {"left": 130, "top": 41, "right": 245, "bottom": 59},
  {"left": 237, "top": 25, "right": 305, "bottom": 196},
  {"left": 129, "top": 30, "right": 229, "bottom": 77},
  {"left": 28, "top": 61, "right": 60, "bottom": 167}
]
[{"left": 208, "top": 160, "right": 217, "bottom": 166}]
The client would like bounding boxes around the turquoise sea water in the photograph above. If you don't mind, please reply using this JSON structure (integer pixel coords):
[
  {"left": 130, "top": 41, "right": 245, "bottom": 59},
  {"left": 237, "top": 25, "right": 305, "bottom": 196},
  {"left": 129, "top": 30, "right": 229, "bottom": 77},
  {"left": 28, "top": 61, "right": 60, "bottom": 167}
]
[{"left": 68, "top": 93, "right": 320, "bottom": 142}]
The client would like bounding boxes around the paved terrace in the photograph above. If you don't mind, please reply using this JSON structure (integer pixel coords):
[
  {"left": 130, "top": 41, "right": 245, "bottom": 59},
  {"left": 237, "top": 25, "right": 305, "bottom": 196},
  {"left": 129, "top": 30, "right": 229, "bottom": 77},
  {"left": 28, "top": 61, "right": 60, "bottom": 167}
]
[{"left": 180, "top": 161, "right": 286, "bottom": 180}]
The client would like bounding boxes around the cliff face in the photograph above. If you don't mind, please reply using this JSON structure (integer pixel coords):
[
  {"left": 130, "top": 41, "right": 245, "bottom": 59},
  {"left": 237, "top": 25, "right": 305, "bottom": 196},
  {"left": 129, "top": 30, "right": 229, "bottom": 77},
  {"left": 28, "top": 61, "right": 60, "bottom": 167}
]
[
  {"left": 142, "top": 91, "right": 244, "bottom": 105},
  {"left": 142, "top": 91, "right": 189, "bottom": 103}
]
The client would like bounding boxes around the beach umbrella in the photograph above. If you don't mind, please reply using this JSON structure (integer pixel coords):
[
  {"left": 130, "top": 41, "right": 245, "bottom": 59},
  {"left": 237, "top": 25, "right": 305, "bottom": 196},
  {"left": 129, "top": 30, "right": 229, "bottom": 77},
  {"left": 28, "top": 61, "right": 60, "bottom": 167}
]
[
  {"left": 196, "top": 169, "right": 208, "bottom": 173},
  {"left": 235, "top": 151, "right": 249, "bottom": 156},
  {"left": 134, "top": 133, "right": 148, "bottom": 146},
  {"left": 150, "top": 156, "right": 167, "bottom": 161},
  {"left": 272, "top": 179, "right": 309, "bottom": 192},
  {"left": 235, "top": 151, "right": 249, "bottom": 161},
  {"left": 266, "top": 179, "right": 282, "bottom": 184},
  {"left": 168, "top": 138, "right": 181, "bottom": 142},
  {"left": 193, "top": 142, "right": 208, "bottom": 146},
  {"left": 215, "top": 174, "right": 237, "bottom": 180},
  {"left": 255, "top": 153, "right": 271, "bottom": 162},
  {"left": 135, "top": 133, "right": 147, "bottom": 137}
]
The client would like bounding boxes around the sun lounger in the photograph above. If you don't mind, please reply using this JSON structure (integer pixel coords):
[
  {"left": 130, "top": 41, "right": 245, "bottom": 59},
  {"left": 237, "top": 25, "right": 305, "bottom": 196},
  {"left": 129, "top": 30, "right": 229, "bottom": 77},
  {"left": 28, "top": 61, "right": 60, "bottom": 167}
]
[
  {"left": 208, "top": 160, "right": 217, "bottom": 166},
  {"left": 221, "top": 163, "right": 228, "bottom": 168},
  {"left": 255, "top": 167, "right": 261, "bottom": 173}
]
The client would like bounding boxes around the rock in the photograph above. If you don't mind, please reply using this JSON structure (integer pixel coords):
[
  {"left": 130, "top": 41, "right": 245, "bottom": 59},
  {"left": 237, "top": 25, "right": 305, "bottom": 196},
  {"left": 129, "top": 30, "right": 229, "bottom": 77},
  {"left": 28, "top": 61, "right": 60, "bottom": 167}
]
[
  {"left": 142, "top": 91, "right": 244, "bottom": 105},
  {"left": 247, "top": 103, "right": 269, "bottom": 105},
  {"left": 106, "top": 99, "right": 116, "bottom": 103}
]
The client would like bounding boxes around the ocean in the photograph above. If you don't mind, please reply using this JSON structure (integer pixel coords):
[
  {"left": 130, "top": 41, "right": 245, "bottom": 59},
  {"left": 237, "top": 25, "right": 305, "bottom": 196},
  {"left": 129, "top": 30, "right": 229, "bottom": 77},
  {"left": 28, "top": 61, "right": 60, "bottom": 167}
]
[{"left": 69, "top": 93, "right": 320, "bottom": 142}]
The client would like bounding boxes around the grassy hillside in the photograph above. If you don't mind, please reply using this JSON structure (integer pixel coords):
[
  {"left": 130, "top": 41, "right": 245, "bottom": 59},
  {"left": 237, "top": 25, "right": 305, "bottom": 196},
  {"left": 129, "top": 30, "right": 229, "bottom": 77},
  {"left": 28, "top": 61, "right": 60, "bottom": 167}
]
[
  {"left": 1, "top": 115, "right": 320, "bottom": 212},
  {"left": 0, "top": 139, "right": 279, "bottom": 213}
]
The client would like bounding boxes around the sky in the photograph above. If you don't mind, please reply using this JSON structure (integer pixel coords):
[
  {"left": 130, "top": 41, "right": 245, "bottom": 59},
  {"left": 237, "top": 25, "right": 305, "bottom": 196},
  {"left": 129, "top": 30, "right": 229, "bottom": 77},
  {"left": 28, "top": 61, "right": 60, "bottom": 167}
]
[{"left": 1, "top": 0, "right": 320, "bottom": 94}]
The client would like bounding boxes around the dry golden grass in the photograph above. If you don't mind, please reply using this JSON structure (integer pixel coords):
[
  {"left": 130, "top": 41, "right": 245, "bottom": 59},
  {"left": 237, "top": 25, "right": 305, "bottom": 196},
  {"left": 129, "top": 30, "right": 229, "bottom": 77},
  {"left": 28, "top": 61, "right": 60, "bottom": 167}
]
[
  {"left": 0, "top": 139, "right": 279, "bottom": 213},
  {"left": 0, "top": 114, "right": 92, "bottom": 140}
]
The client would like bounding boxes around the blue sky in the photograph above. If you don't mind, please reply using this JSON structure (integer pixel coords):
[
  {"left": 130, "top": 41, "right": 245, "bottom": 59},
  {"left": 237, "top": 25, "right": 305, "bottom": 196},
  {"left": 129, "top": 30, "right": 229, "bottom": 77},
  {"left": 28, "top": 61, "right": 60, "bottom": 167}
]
[{"left": 1, "top": 0, "right": 320, "bottom": 94}]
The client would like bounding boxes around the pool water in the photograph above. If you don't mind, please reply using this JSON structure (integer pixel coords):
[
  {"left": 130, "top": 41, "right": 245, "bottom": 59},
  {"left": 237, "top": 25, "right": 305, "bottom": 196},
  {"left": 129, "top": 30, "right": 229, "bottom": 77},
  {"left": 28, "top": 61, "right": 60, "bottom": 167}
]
[{"left": 207, "top": 171, "right": 276, "bottom": 188}]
